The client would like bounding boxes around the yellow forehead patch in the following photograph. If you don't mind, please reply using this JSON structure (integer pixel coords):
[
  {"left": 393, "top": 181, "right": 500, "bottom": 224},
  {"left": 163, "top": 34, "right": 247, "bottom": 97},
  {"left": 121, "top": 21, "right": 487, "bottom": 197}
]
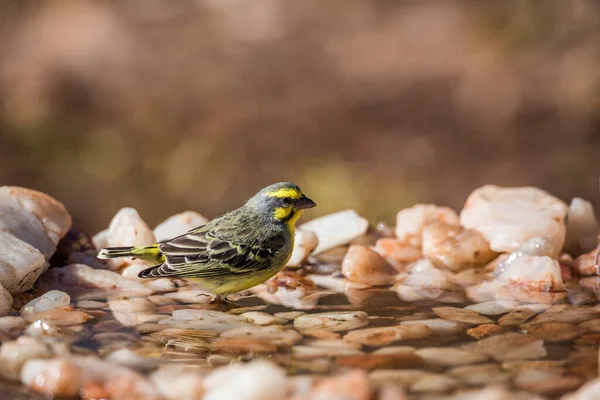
[{"left": 265, "top": 188, "right": 302, "bottom": 199}]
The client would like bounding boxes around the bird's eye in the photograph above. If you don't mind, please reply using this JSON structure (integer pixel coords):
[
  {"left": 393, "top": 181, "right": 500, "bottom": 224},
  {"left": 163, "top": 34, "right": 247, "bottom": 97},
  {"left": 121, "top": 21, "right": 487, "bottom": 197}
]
[{"left": 282, "top": 197, "right": 292, "bottom": 206}]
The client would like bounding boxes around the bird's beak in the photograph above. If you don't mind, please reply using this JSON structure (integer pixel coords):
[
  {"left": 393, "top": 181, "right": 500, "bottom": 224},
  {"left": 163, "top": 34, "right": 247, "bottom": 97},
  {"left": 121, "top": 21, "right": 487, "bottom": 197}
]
[{"left": 295, "top": 195, "right": 316, "bottom": 209}]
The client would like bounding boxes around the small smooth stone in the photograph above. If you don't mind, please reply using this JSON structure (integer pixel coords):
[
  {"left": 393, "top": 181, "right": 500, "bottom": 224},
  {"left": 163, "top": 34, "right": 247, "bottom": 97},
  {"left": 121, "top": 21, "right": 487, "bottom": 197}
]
[
  {"left": 106, "top": 208, "right": 156, "bottom": 267},
  {"left": 460, "top": 185, "right": 568, "bottom": 257},
  {"left": 273, "top": 311, "right": 305, "bottom": 320},
  {"left": 372, "top": 346, "right": 415, "bottom": 355},
  {"left": 150, "top": 365, "right": 205, "bottom": 400},
  {"left": 293, "top": 345, "right": 363, "bottom": 359},
  {"left": 153, "top": 211, "right": 209, "bottom": 242},
  {"left": 466, "top": 324, "right": 503, "bottom": 340},
  {"left": 414, "top": 348, "right": 489, "bottom": 366},
  {"left": 409, "top": 372, "right": 458, "bottom": 393},
  {"left": 203, "top": 360, "right": 287, "bottom": 400},
  {"left": 299, "top": 210, "right": 369, "bottom": 255},
  {"left": 530, "top": 306, "right": 599, "bottom": 324},
  {"left": 23, "top": 306, "right": 91, "bottom": 325},
  {"left": 76, "top": 300, "right": 106, "bottom": 309},
  {"left": 421, "top": 222, "right": 496, "bottom": 272},
  {"left": 220, "top": 325, "right": 302, "bottom": 347},
  {"left": 24, "top": 320, "right": 60, "bottom": 336},
  {"left": 342, "top": 245, "right": 397, "bottom": 286},
  {"left": 0, "top": 337, "right": 54, "bottom": 380},
  {"left": 106, "top": 348, "right": 160, "bottom": 372},
  {"left": 300, "top": 328, "right": 341, "bottom": 339},
  {"left": 344, "top": 324, "right": 432, "bottom": 347},
  {"left": 310, "top": 370, "right": 372, "bottom": 400},
  {"left": 147, "top": 295, "right": 177, "bottom": 306},
  {"left": 21, "top": 358, "right": 81, "bottom": 397},
  {"left": 91, "top": 229, "right": 108, "bottom": 250},
  {"left": 294, "top": 311, "right": 369, "bottom": 332},
  {"left": 514, "top": 369, "right": 584, "bottom": 395},
  {"left": 464, "top": 300, "right": 520, "bottom": 316},
  {"left": 395, "top": 204, "right": 460, "bottom": 247},
  {"left": 572, "top": 250, "right": 598, "bottom": 276},
  {"left": 563, "top": 198, "right": 599, "bottom": 257},
  {"left": 109, "top": 298, "right": 156, "bottom": 327},
  {"left": 241, "top": 311, "right": 286, "bottom": 326},
  {"left": 121, "top": 263, "right": 148, "bottom": 280},
  {"left": 165, "top": 309, "right": 249, "bottom": 332},
  {"left": 432, "top": 307, "right": 493, "bottom": 325},
  {"left": 369, "top": 369, "right": 428, "bottom": 388},
  {"left": 0, "top": 316, "right": 27, "bottom": 332},
  {"left": 20, "top": 290, "right": 70, "bottom": 317},
  {"left": 336, "top": 353, "right": 424, "bottom": 370},
  {"left": 448, "top": 363, "right": 511, "bottom": 386},
  {"left": 212, "top": 337, "right": 278, "bottom": 354},
  {"left": 521, "top": 322, "right": 587, "bottom": 342},
  {"left": 498, "top": 309, "right": 536, "bottom": 327},
  {"left": 0, "top": 232, "right": 46, "bottom": 296},
  {"left": 399, "top": 319, "right": 469, "bottom": 335},
  {"left": 374, "top": 238, "right": 422, "bottom": 270},
  {"left": 399, "top": 259, "right": 461, "bottom": 291},
  {"left": 579, "top": 319, "right": 600, "bottom": 332},
  {"left": 38, "top": 264, "right": 150, "bottom": 292},
  {"left": 466, "top": 332, "right": 546, "bottom": 361},
  {"left": 287, "top": 229, "right": 319, "bottom": 267}
]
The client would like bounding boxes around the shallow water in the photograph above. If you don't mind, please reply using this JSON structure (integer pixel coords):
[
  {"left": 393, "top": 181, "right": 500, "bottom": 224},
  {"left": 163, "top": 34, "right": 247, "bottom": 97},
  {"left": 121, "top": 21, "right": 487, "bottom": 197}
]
[{"left": 4, "top": 280, "right": 598, "bottom": 399}]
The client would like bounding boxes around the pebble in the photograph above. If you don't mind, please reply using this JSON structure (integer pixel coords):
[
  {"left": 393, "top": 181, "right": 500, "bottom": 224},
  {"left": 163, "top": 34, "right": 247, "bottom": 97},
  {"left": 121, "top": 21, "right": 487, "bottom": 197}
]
[
  {"left": 337, "top": 352, "right": 424, "bottom": 370},
  {"left": 20, "top": 290, "right": 70, "bottom": 317},
  {"left": 399, "top": 319, "right": 469, "bottom": 335},
  {"left": 0, "top": 284, "right": 12, "bottom": 318},
  {"left": 459, "top": 185, "right": 568, "bottom": 257},
  {"left": 464, "top": 300, "right": 520, "bottom": 315},
  {"left": 432, "top": 306, "right": 494, "bottom": 325},
  {"left": 414, "top": 347, "right": 489, "bottom": 366},
  {"left": 562, "top": 378, "right": 600, "bottom": 400},
  {"left": 164, "top": 309, "right": 250, "bottom": 332},
  {"left": 287, "top": 229, "right": 319, "bottom": 267},
  {"left": 409, "top": 372, "right": 459, "bottom": 393},
  {"left": 374, "top": 238, "right": 422, "bottom": 270},
  {"left": 203, "top": 360, "right": 287, "bottom": 400},
  {"left": 563, "top": 198, "right": 599, "bottom": 257},
  {"left": 294, "top": 311, "right": 369, "bottom": 332},
  {"left": 0, "top": 231, "right": 47, "bottom": 296},
  {"left": 105, "top": 348, "right": 160, "bottom": 372},
  {"left": 0, "top": 316, "right": 27, "bottom": 332},
  {"left": 395, "top": 204, "right": 460, "bottom": 247},
  {"left": 498, "top": 309, "right": 536, "bottom": 327},
  {"left": 300, "top": 328, "right": 341, "bottom": 339},
  {"left": 342, "top": 245, "right": 397, "bottom": 286},
  {"left": 38, "top": 264, "right": 150, "bottom": 294},
  {"left": 466, "top": 332, "right": 546, "bottom": 361},
  {"left": 0, "top": 337, "right": 54, "bottom": 380},
  {"left": 22, "top": 306, "right": 91, "bottom": 325},
  {"left": 522, "top": 322, "right": 587, "bottom": 342},
  {"left": 0, "top": 186, "right": 71, "bottom": 259},
  {"left": 274, "top": 311, "right": 305, "bottom": 320},
  {"left": 24, "top": 320, "right": 60, "bottom": 336},
  {"left": 220, "top": 325, "right": 302, "bottom": 347},
  {"left": 293, "top": 344, "right": 363, "bottom": 359},
  {"left": 109, "top": 298, "right": 156, "bottom": 326},
  {"left": 150, "top": 365, "right": 205, "bottom": 400},
  {"left": 153, "top": 211, "right": 209, "bottom": 242},
  {"left": 421, "top": 222, "right": 496, "bottom": 272},
  {"left": 448, "top": 363, "right": 511, "bottom": 385},
  {"left": 399, "top": 259, "right": 461, "bottom": 291},
  {"left": 466, "top": 324, "right": 503, "bottom": 339},
  {"left": 164, "top": 289, "right": 213, "bottom": 303},
  {"left": 299, "top": 210, "right": 369, "bottom": 255},
  {"left": 572, "top": 250, "right": 598, "bottom": 276},
  {"left": 91, "top": 228, "right": 108, "bottom": 251},
  {"left": 241, "top": 311, "right": 286, "bottom": 326},
  {"left": 530, "top": 305, "right": 598, "bottom": 324},
  {"left": 105, "top": 207, "right": 156, "bottom": 268},
  {"left": 310, "top": 370, "right": 373, "bottom": 400},
  {"left": 343, "top": 324, "right": 432, "bottom": 346},
  {"left": 514, "top": 368, "right": 584, "bottom": 395},
  {"left": 76, "top": 300, "right": 106, "bottom": 309}
]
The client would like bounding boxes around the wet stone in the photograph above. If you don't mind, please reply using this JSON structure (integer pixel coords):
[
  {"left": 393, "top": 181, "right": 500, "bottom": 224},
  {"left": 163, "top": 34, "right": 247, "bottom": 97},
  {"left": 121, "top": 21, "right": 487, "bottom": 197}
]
[
  {"left": 344, "top": 324, "right": 432, "bottom": 347},
  {"left": 293, "top": 311, "right": 369, "bottom": 332},
  {"left": 413, "top": 347, "right": 489, "bottom": 366},
  {"left": 514, "top": 368, "right": 584, "bottom": 395},
  {"left": 432, "top": 306, "right": 494, "bottom": 325},
  {"left": 300, "top": 210, "right": 369, "bottom": 255},
  {"left": 240, "top": 311, "right": 286, "bottom": 326},
  {"left": 466, "top": 324, "right": 504, "bottom": 340},
  {"left": 20, "top": 290, "right": 71, "bottom": 317},
  {"left": 521, "top": 322, "right": 588, "bottom": 343},
  {"left": 466, "top": 332, "right": 546, "bottom": 361},
  {"left": 448, "top": 363, "right": 511, "bottom": 385},
  {"left": 335, "top": 352, "right": 424, "bottom": 370},
  {"left": 498, "top": 309, "right": 536, "bottom": 327},
  {"left": 464, "top": 300, "right": 520, "bottom": 316},
  {"left": 342, "top": 245, "right": 397, "bottom": 286},
  {"left": 399, "top": 319, "right": 469, "bottom": 335}
]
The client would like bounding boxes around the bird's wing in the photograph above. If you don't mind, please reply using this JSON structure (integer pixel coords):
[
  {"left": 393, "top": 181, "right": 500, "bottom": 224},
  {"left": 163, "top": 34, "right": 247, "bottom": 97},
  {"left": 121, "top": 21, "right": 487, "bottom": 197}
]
[{"left": 154, "top": 218, "right": 281, "bottom": 278}]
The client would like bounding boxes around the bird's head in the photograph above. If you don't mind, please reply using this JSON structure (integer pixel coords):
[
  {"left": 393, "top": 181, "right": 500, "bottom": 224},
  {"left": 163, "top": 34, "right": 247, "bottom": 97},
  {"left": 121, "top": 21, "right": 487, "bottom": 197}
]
[{"left": 247, "top": 182, "right": 316, "bottom": 224}]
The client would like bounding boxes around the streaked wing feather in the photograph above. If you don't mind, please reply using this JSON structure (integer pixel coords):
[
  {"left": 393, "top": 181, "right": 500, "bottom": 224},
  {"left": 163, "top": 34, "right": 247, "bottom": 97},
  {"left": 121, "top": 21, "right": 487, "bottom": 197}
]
[{"left": 155, "top": 222, "right": 277, "bottom": 278}]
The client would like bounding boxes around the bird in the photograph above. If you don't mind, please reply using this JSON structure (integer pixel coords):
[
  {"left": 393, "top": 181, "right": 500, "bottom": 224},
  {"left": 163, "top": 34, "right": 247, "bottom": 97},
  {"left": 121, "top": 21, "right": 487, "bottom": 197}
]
[{"left": 97, "top": 182, "right": 316, "bottom": 302}]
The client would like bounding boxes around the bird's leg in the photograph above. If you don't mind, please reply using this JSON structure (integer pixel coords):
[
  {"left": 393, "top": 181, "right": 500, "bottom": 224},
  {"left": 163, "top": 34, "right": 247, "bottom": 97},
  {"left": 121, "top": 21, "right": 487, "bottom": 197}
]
[{"left": 209, "top": 295, "right": 231, "bottom": 305}]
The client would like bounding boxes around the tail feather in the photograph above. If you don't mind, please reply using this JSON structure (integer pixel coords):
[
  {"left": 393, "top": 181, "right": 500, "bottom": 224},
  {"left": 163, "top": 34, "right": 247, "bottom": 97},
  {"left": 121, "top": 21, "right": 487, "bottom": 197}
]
[{"left": 97, "top": 244, "right": 164, "bottom": 264}]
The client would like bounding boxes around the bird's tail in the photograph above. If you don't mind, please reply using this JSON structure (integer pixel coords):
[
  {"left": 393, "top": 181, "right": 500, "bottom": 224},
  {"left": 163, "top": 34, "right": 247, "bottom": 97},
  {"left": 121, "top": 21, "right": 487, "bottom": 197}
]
[{"left": 97, "top": 244, "right": 164, "bottom": 264}]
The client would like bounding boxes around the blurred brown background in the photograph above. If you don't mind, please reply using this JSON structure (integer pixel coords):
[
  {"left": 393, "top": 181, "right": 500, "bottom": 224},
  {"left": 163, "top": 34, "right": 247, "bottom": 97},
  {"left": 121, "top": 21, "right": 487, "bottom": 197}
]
[{"left": 1, "top": 0, "right": 599, "bottom": 235}]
